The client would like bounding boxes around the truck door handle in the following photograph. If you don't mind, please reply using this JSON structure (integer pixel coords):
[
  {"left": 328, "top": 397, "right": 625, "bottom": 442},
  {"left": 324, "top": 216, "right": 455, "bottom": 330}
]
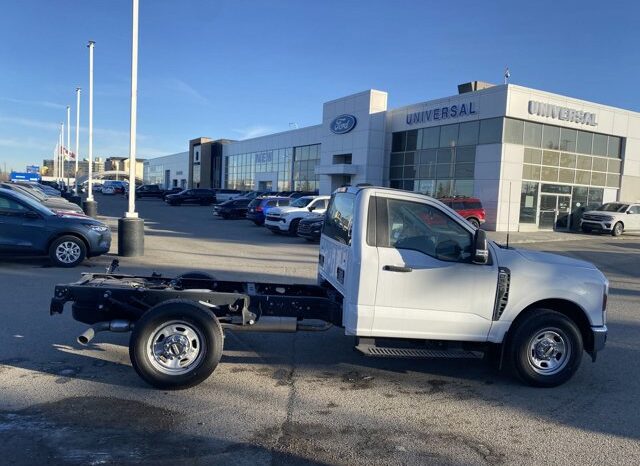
[{"left": 383, "top": 265, "right": 413, "bottom": 273}]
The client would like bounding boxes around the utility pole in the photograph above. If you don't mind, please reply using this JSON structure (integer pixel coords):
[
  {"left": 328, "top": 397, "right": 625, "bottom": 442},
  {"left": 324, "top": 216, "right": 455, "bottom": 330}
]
[{"left": 119, "top": 0, "right": 144, "bottom": 256}]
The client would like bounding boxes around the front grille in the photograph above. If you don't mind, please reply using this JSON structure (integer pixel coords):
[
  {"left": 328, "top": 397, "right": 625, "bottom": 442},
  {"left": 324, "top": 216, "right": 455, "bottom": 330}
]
[
  {"left": 266, "top": 215, "right": 280, "bottom": 222},
  {"left": 583, "top": 214, "right": 609, "bottom": 221},
  {"left": 298, "top": 224, "right": 312, "bottom": 233}
]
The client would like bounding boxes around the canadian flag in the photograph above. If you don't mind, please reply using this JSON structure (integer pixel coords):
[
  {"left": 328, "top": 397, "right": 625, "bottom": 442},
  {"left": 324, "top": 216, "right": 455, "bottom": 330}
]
[{"left": 62, "top": 146, "right": 76, "bottom": 160}]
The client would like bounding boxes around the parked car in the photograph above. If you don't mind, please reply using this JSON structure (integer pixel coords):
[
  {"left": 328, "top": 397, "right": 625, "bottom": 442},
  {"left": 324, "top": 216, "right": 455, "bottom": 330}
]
[
  {"left": 13, "top": 181, "right": 61, "bottom": 198},
  {"left": 135, "top": 184, "right": 165, "bottom": 198},
  {"left": 438, "top": 197, "right": 486, "bottom": 228},
  {"left": 0, "top": 183, "right": 84, "bottom": 214},
  {"left": 265, "top": 195, "right": 330, "bottom": 235},
  {"left": 214, "top": 198, "right": 251, "bottom": 219},
  {"left": 0, "top": 188, "right": 111, "bottom": 267},
  {"left": 162, "top": 187, "right": 183, "bottom": 200},
  {"left": 214, "top": 189, "right": 243, "bottom": 203},
  {"left": 102, "top": 180, "right": 127, "bottom": 194},
  {"left": 581, "top": 202, "right": 640, "bottom": 236},
  {"left": 289, "top": 191, "right": 319, "bottom": 199},
  {"left": 246, "top": 196, "right": 291, "bottom": 225},
  {"left": 296, "top": 214, "right": 324, "bottom": 242},
  {"left": 165, "top": 188, "right": 216, "bottom": 206},
  {"left": 102, "top": 185, "right": 116, "bottom": 195}
]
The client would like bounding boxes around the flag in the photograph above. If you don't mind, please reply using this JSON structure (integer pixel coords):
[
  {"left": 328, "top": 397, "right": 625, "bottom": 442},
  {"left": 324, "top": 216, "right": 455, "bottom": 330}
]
[{"left": 62, "top": 147, "right": 76, "bottom": 160}]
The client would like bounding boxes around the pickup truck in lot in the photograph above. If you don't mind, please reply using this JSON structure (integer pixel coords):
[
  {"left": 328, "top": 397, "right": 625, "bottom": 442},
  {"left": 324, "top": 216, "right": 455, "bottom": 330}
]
[{"left": 50, "top": 186, "right": 607, "bottom": 389}]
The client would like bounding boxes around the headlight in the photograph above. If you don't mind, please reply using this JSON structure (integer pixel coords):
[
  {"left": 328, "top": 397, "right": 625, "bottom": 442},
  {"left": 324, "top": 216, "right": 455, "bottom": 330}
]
[{"left": 87, "top": 225, "right": 109, "bottom": 232}]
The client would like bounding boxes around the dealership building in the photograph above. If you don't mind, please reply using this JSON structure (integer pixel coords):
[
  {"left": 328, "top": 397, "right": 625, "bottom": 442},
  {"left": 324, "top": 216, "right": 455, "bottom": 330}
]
[{"left": 183, "top": 82, "right": 640, "bottom": 231}]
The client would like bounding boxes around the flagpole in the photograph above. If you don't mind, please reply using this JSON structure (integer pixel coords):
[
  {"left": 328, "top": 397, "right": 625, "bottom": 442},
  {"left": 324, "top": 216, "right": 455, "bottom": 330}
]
[
  {"left": 66, "top": 105, "right": 71, "bottom": 191},
  {"left": 118, "top": 0, "right": 144, "bottom": 257},
  {"left": 59, "top": 123, "right": 64, "bottom": 184},
  {"left": 82, "top": 40, "right": 98, "bottom": 218},
  {"left": 74, "top": 88, "right": 81, "bottom": 194}
]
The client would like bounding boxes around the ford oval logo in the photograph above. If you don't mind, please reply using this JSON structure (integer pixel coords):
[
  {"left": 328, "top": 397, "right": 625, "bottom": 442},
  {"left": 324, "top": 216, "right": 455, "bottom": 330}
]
[{"left": 330, "top": 114, "right": 357, "bottom": 134}]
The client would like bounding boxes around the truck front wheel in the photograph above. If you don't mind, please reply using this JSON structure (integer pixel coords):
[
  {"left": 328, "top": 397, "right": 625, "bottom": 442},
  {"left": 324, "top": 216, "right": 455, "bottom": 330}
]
[
  {"left": 509, "top": 310, "right": 583, "bottom": 387},
  {"left": 129, "top": 299, "right": 224, "bottom": 389}
]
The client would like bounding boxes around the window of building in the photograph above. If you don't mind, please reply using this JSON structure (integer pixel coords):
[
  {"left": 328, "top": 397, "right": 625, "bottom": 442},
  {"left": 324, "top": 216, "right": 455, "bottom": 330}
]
[
  {"left": 542, "top": 125, "right": 560, "bottom": 150},
  {"left": 421, "top": 126, "right": 440, "bottom": 149},
  {"left": 519, "top": 181, "right": 539, "bottom": 224},
  {"left": 524, "top": 122, "right": 543, "bottom": 147},
  {"left": 576, "top": 131, "right": 593, "bottom": 154},
  {"left": 608, "top": 136, "right": 621, "bottom": 157},
  {"left": 478, "top": 118, "right": 503, "bottom": 144},
  {"left": 560, "top": 128, "right": 577, "bottom": 152},
  {"left": 592, "top": 134, "right": 608, "bottom": 156},
  {"left": 333, "top": 154, "right": 352, "bottom": 164},
  {"left": 406, "top": 130, "right": 418, "bottom": 151},
  {"left": 504, "top": 118, "right": 524, "bottom": 144},
  {"left": 392, "top": 132, "right": 406, "bottom": 152},
  {"left": 458, "top": 121, "right": 479, "bottom": 146},
  {"left": 439, "top": 124, "right": 458, "bottom": 148}
]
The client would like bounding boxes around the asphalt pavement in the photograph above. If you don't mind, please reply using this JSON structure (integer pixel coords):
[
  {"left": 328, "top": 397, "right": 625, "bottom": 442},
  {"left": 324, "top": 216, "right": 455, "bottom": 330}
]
[{"left": 0, "top": 194, "right": 639, "bottom": 465}]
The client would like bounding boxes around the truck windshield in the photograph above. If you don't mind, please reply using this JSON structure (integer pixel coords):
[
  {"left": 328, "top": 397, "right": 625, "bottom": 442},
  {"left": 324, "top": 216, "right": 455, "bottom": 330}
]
[
  {"left": 597, "top": 203, "right": 628, "bottom": 212},
  {"left": 291, "top": 197, "right": 312, "bottom": 208}
]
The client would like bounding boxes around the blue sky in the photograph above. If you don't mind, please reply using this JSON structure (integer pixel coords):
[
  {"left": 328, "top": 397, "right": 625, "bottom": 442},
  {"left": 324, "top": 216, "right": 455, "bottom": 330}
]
[{"left": 0, "top": 0, "right": 638, "bottom": 171}]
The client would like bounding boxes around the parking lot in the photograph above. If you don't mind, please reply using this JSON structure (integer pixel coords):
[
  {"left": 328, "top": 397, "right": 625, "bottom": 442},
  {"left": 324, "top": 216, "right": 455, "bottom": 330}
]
[{"left": 1, "top": 194, "right": 639, "bottom": 465}]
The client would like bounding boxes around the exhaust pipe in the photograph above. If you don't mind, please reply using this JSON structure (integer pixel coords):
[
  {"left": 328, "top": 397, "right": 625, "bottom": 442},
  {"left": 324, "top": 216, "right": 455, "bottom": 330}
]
[{"left": 77, "top": 319, "right": 133, "bottom": 345}]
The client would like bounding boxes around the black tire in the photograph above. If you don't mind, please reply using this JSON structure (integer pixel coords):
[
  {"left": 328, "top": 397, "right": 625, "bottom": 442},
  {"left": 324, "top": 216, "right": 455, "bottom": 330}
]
[
  {"left": 467, "top": 217, "right": 480, "bottom": 229},
  {"left": 581, "top": 226, "right": 592, "bottom": 234},
  {"left": 508, "top": 309, "right": 583, "bottom": 387},
  {"left": 129, "top": 299, "right": 224, "bottom": 390},
  {"left": 289, "top": 218, "right": 301, "bottom": 236},
  {"left": 49, "top": 235, "right": 87, "bottom": 268},
  {"left": 611, "top": 222, "right": 623, "bottom": 237}
]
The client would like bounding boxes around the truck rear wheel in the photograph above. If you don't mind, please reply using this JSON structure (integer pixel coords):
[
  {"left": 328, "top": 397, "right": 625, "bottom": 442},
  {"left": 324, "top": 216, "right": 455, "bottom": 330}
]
[
  {"left": 129, "top": 299, "right": 224, "bottom": 389},
  {"left": 509, "top": 309, "right": 583, "bottom": 387}
]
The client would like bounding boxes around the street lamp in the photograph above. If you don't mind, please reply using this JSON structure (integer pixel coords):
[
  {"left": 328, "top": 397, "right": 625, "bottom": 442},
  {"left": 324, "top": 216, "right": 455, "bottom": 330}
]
[
  {"left": 118, "top": 0, "right": 144, "bottom": 256},
  {"left": 83, "top": 40, "right": 98, "bottom": 217}
]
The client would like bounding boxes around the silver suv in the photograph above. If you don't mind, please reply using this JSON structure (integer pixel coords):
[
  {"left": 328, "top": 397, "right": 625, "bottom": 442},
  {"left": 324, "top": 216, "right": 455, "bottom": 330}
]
[{"left": 581, "top": 202, "right": 640, "bottom": 236}]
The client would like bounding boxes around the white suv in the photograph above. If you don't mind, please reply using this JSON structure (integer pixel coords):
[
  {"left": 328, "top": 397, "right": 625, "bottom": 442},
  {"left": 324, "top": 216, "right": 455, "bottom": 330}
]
[
  {"left": 265, "top": 195, "right": 329, "bottom": 235},
  {"left": 581, "top": 202, "right": 640, "bottom": 236}
]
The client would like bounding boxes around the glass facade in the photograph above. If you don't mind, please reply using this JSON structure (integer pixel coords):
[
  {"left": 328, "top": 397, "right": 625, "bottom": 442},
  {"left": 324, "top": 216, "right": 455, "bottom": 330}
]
[
  {"left": 506, "top": 117, "right": 624, "bottom": 229},
  {"left": 224, "top": 144, "right": 320, "bottom": 191},
  {"left": 389, "top": 117, "right": 502, "bottom": 198}
]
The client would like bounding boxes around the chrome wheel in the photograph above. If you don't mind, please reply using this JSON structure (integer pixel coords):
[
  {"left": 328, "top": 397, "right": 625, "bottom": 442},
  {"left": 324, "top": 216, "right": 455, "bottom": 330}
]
[
  {"left": 527, "top": 328, "right": 571, "bottom": 375},
  {"left": 55, "top": 241, "right": 82, "bottom": 264},
  {"left": 146, "top": 321, "right": 205, "bottom": 375}
]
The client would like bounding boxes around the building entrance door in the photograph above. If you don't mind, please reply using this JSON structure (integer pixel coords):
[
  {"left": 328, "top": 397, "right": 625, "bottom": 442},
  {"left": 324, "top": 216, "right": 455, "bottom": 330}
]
[
  {"left": 258, "top": 181, "right": 272, "bottom": 191},
  {"left": 539, "top": 194, "right": 571, "bottom": 230}
]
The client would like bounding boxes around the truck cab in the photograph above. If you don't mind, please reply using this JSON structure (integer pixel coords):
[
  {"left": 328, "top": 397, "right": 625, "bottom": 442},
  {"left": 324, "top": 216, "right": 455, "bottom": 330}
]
[{"left": 319, "top": 186, "right": 608, "bottom": 386}]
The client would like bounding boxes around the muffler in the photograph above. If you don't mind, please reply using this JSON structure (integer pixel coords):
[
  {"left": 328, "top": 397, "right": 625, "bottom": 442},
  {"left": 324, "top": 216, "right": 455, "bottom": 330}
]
[{"left": 77, "top": 320, "right": 133, "bottom": 345}]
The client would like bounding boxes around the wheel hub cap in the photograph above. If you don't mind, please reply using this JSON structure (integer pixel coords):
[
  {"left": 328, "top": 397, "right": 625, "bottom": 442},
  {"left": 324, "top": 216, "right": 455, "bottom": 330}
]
[
  {"left": 56, "top": 242, "right": 81, "bottom": 263},
  {"left": 527, "top": 328, "right": 571, "bottom": 375},
  {"left": 147, "top": 321, "right": 205, "bottom": 375}
]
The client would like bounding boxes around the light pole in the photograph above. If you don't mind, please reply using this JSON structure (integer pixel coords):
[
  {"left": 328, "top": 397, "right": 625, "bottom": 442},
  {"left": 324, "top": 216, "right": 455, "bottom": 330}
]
[
  {"left": 66, "top": 105, "right": 71, "bottom": 192},
  {"left": 83, "top": 40, "right": 98, "bottom": 217},
  {"left": 118, "top": 0, "right": 144, "bottom": 256},
  {"left": 60, "top": 121, "right": 64, "bottom": 185}
]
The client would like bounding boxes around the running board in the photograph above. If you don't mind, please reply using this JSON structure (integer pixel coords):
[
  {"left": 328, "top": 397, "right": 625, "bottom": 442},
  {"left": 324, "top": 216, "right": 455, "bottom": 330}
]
[{"left": 356, "top": 340, "right": 483, "bottom": 359}]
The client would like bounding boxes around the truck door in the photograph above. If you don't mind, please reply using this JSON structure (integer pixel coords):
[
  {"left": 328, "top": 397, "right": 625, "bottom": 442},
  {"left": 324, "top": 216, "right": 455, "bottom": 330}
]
[{"left": 372, "top": 196, "right": 497, "bottom": 341}]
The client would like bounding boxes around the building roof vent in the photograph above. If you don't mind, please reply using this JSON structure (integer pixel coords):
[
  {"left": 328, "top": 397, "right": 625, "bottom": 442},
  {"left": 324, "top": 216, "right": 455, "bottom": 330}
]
[{"left": 458, "top": 81, "right": 495, "bottom": 94}]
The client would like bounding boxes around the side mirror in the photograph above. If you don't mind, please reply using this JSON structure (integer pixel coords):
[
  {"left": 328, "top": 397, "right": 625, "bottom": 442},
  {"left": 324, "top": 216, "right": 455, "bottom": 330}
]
[
  {"left": 24, "top": 211, "right": 40, "bottom": 220},
  {"left": 308, "top": 205, "right": 316, "bottom": 212},
  {"left": 472, "top": 229, "right": 489, "bottom": 264}
]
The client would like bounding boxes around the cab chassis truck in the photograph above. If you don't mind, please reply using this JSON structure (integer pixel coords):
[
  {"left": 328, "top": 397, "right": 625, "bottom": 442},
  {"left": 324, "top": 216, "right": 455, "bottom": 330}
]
[{"left": 50, "top": 186, "right": 608, "bottom": 389}]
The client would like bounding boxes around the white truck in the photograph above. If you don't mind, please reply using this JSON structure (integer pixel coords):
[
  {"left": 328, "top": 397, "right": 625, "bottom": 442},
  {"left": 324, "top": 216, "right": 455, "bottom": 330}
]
[
  {"left": 581, "top": 202, "right": 640, "bottom": 236},
  {"left": 264, "top": 195, "right": 330, "bottom": 235},
  {"left": 50, "top": 186, "right": 608, "bottom": 389}
]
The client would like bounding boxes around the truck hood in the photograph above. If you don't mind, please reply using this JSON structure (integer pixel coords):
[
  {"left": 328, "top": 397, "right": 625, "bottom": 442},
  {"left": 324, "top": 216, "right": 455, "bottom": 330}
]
[{"left": 513, "top": 247, "right": 597, "bottom": 270}]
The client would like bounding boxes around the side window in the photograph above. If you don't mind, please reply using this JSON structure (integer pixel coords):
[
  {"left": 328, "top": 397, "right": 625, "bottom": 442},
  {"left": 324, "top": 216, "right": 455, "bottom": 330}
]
[
  {"left": 453, "top": 201, "right": 466, "bottom": 210},
  {"left": 314, "top": 199, "right": 327, "bottom": 210},
  {"left": 0, "top": 196, "right": 28, "bottom": 214},
  {"left": 629, "top": 205, "right": 640, "bottom": 214},
  {"left": 382, "top": 198, "right": 472, "bottom": 263},
  {"left": 323, "top": 193, "right": 355, "bottom": 245},
  {"left": 279, "top": 199, "right": 290, "bottom": 206},
  {"left": 266, "top": 200, "right": 276, "bottom": 207}
]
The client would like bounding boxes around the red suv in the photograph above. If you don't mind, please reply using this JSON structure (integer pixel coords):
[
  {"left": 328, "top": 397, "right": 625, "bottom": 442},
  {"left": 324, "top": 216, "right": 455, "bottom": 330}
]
[{"left": 439, "top": 197, "right": 485, "bottom": 228}]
